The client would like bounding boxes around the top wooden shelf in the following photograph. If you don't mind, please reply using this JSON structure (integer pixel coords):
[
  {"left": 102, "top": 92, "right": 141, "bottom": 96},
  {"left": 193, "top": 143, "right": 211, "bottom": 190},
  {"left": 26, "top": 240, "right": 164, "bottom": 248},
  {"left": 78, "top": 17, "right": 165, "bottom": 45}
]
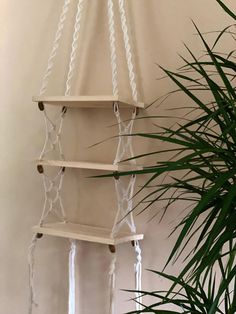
[{"left": 33, "top": 95, "right": 145, "bottom": 109}]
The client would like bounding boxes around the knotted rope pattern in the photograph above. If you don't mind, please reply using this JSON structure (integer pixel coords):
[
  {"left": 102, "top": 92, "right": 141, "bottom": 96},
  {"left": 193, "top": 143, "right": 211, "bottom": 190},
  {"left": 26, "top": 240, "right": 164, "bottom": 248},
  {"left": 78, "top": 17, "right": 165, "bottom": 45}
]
[
  {"left": 28, "top": 1, "right": 85, "bottom": 313},
  {"left": 107, "top": 1, "right": 142, "bottom": 313}
]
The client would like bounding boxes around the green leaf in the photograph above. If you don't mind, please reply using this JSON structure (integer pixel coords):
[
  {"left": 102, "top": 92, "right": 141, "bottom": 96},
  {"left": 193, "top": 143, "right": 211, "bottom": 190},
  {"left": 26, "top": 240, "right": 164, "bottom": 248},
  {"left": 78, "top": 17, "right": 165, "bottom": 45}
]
[{"left": 216, "top": 0, "right": 236, "bottom": 20}]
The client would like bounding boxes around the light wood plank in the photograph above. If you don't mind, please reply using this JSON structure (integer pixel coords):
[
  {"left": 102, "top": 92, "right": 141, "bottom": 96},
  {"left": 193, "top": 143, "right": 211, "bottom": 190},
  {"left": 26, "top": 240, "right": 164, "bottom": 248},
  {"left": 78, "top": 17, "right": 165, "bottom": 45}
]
[
  {"left": 38, "top": 159, "right": 143, "bottom": 172},
  {"left": 33, "top": 222, "right": 144, "bottom": 245},
  {"left": 33, "top": 95, "right": 145, "bottom": 109}
]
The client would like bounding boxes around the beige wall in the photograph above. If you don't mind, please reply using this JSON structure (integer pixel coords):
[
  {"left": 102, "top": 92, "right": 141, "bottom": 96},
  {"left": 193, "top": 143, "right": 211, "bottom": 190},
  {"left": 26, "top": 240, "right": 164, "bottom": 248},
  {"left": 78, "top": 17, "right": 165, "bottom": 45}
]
[{"left": 1, "top": 0, "right": 235, "bottom": 313}]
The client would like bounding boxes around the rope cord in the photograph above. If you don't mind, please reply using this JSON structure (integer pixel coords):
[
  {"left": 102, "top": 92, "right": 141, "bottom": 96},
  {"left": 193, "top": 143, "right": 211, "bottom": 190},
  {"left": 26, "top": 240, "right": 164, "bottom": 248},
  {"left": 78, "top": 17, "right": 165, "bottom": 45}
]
[
  {"left": 107, "top": 0, "right": 119, "bottom": 96},
  {"left": 39, "top": 108, "right": 66, "bottom": 161},
  {"left": 39, "top": 0, "right": 71, "bottom": 96},
  {"left": 28, "top": 235, "right": 38, "bottom": 314},
  {"left": 118, "top": 0, "right": 138, "bottom": 103},
  {"left": 69, "top": 240, "right": 77, "bottom": 314},
  {"left": 28, "top": 0, "right": 85, "bottom": 311},
  {"left": 65, "top": 0, "right": 85, "bottom": 96},
  {"left": 112, "top": 175, "right": 136, "bottom": 237},
  {"left": 39, "top": 168, "right": 66, "bottom": 225},
  {"left": 28, "top": 1, "right": 72, "bottom": 312},
  {"left": 109, "top": 252, "right": 117, "bottom": 314},
  {"left": 28, "top": 166, "right": 66, "bottom": 314},
  {"left": 109, "top": 4, "right": 142, "bottom": 312},
  {"left": 113, "top": 102, "right": 136, "bottom": 165},
  {"left": 134, "top": 241, "right": 142, "bottom": 311},
  {"left": 65, "top": 2, "right": 85, "bottom": 313},
  {"left": 112, "top": 103, "right": 137, "bottom": 237}
]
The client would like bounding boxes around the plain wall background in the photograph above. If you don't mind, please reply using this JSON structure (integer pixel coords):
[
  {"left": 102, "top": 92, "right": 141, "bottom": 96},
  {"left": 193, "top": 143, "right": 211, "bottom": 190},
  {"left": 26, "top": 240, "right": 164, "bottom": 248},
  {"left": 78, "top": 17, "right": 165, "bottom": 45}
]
[{"left": 0, "top": 0, "right": 235, "bottom": 313}]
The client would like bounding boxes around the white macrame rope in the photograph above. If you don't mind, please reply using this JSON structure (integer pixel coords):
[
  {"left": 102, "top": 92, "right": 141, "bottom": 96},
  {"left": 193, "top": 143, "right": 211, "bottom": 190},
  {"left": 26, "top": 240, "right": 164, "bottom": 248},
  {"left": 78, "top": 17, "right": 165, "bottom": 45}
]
[
  {"left": 28, "top": 1, "right": 71, "bottom": 312},
  {"left": 112, "top": 175, "right": 136, "bottom": 237},
  {"left": 39, "top": 108, "right": 66, "bottom": 160},
  {"left": 65, "top": 3, "right": 85, "bottom": 313},
  {"left": 111, "top": 4, "right": 141, "bottom": 307},
  {"left": 39, "top": 168, "right": 66, "bottom": 225},
  {"left": 134, "top": 241, "right": 142, "bottom": 311},
  {"left": 28, "top": 166, "right": 66, "bottom": 314},
  {"left": 118, "top": 0, "right": 138, "bottom": 103},
  {"left": 28, "top": 235, "right": 38, "bottom": 314},
  {"left": 28, "top": 1, "right": 85, "bottom": 312},
  {"left": 112, "top": 102, "right": 137, "bottom": 236},
  {"left": 69, "top": 240, "right": 77, "bottom": 314},
  {"left": 113, "top": 102, "right": 137, "bottom": 165},
  {"left": 109, "top": 252, "right": 117, "bottom": 314},
  {"left": 65, "top": 2, "right": 86, "bottom": 313},
  {"left": 28, "top": 2, "right": 73, "bottom": 311},
  {"left": 39, "top": 0, "right": 71, "bottom": 96},
  {"left": 65, "top": 0, "right": 85, "bottom": 96},
  {"left": 107, "top": 0, "right": 119, "bottom": 96}
]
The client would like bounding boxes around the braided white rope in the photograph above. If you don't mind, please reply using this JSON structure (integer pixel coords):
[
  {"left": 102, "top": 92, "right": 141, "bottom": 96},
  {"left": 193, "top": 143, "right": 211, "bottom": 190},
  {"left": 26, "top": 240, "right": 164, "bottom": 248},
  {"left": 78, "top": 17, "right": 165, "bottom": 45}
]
[
  {"left": 109, "top": 252, "right": 117, "bottom": 314},
  {"left": 69, "top": 240, "right": 77, "bottom": 314},
  {"left": 65, "top": 0, "right": 85, "bottom": 96},
  {"left": 107, "top": 0, "right": 119, "bottom": 96},
  {"left": 134, "top": 241, "right": 142, "bottom": 311},
  {"left": 39, "top": 0, "right": 71, "bottom": 96},
  {"left": 118, "top": 0, "right": 138, "bottom": 103}
]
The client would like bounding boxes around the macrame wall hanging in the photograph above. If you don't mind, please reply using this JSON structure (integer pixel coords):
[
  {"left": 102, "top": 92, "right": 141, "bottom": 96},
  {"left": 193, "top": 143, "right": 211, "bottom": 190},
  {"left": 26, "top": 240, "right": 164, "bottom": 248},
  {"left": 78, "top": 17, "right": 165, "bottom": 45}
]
[{"left": 28, "top": 0, "right": 145, "bottom": 313}]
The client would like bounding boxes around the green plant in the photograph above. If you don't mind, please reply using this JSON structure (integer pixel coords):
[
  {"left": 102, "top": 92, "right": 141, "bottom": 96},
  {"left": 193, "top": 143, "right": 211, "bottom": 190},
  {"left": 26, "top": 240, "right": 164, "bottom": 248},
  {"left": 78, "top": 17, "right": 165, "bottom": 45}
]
[
  {"left": 117, "top": 1, "right": 236, "bottom": 312},
  {"left": 127, "top": 254, "right": 235, "bottom": 313}
]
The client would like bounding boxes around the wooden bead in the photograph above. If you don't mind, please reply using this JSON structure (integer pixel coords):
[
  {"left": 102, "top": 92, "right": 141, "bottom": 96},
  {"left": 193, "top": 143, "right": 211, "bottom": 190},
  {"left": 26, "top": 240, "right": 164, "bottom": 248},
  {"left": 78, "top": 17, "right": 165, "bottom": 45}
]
[
  {"left": 109, "top": 245, "right": 116, "bottom": 253},
  {"left": 37, "top": 165, "right": 44, "bottom": 174},
  {"left": 36, "top": 233, "right": 43, "bottom": 239},
  {"left": 38, "top": 102, "right": 44, "bottom": 111}
]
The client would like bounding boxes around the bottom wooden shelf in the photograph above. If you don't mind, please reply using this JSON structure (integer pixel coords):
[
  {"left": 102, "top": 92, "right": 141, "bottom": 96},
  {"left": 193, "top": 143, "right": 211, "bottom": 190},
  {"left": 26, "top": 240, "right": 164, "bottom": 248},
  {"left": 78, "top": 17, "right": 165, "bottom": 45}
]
[{"left": 33, "top": 222, "right": 144, "bottom": 245}]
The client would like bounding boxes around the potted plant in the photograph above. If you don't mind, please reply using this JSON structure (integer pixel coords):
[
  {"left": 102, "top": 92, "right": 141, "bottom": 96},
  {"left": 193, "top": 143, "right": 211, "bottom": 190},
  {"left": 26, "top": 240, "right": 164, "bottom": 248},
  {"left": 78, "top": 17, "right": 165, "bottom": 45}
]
[{"left": 115, "top": 1, "right": 236, "bottom": 312}]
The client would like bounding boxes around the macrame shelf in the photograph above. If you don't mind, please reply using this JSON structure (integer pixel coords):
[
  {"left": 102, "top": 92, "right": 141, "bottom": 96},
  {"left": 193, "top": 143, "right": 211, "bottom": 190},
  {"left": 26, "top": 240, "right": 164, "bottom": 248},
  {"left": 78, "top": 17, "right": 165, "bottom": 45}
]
[
  {"left": 33, "top": 95, "right": 145, "bottom": 109},
  {"left": 33, "top": 222, "right": 144, "bottom": 245},
  {"left": 29, "top": 1, "right": 145, "bottom": 313}
]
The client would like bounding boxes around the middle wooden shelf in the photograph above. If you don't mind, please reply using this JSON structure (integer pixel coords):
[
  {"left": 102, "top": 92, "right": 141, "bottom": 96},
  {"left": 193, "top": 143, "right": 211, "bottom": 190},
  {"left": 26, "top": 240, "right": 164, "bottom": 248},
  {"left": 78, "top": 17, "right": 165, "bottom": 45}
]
[
  {"left": 37, "top": 159, "right": 143, "bottom": 172},
  {"left": 33, "top": 222, "right": 144, "bottom": 245}
]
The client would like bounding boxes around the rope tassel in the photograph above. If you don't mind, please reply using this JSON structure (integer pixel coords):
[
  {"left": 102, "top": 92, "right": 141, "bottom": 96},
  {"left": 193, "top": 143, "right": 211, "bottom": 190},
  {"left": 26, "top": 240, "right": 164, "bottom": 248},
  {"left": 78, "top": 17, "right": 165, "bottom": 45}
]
[
  {"left": 109, "top": 252, "right": 117, "bottom": 314},
  {"left": 28, "top": 235, "right": 39, "bottom": 314},
  {"left": 134, "top": 241, "right": 142, "bottom": 311},
  {"left": 68, "top": 240, "right": 77, "bottom": 314}
]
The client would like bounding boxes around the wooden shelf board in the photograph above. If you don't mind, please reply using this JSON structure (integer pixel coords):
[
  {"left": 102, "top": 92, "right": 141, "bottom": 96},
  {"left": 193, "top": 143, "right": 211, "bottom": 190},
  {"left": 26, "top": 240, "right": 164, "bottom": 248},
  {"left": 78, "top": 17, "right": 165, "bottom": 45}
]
[
  {"left": 33, "top": 222, "right": 144, "bottom": 245},
  {"left": 33, "top": 95, "right": 145, "bottom": 109},
  {"left": 38, "top": 159, "right": 143, "bottom": 172}
]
